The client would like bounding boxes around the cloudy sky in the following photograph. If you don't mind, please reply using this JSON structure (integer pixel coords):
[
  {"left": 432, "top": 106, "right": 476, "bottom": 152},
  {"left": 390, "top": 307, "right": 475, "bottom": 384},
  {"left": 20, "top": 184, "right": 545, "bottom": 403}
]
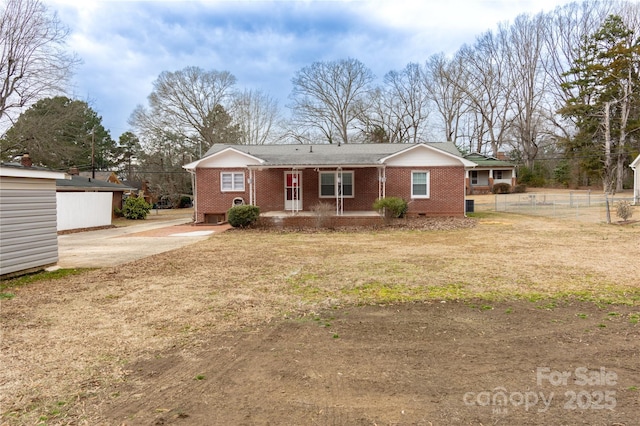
[{"left": 45, "top": 0, "right": 576, "bottom": 138}]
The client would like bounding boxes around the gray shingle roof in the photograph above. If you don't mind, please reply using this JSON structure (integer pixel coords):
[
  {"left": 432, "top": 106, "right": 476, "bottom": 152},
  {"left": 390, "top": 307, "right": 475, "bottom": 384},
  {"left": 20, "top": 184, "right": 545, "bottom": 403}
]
[
  {"left": 201, "top": 142, "right": 463, "bottom": 167},
  {"left": 56, "top": 175, "right": 135, "bottom": 192}
]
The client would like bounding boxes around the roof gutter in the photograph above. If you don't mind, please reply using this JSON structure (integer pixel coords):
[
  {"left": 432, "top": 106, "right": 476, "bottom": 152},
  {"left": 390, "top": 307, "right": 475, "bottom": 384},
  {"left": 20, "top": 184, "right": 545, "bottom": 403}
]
[{"left": 246, "top": 163, "right": 386, "bottom": 170}]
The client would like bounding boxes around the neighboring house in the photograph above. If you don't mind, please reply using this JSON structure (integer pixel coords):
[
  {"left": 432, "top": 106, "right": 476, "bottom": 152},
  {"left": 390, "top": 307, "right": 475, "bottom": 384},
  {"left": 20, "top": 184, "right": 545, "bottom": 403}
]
[
  {"left": 631, "top": 154, "right": 640, "bottom": 205},
  {"left": 0, "top": 156, "right": 68, "bottom": 277},
  {"left": 463, "top": 152, "right": 517, "bottom": 195},
  {"left": 121, "top": 179, "right": 154, "bottom": 205},
  {"left": 183, "top": 142, "right": 477, "bottom": 225},
  {"left": 56, "top": 174, "right": 135, "bottom": 231}
]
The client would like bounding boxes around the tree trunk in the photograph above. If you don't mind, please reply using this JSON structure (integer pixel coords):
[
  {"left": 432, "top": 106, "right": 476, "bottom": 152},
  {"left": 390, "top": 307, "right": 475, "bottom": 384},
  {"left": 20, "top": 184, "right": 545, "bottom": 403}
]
[{"left": 602, "top": 102, "right": 615, "bottom": 194}]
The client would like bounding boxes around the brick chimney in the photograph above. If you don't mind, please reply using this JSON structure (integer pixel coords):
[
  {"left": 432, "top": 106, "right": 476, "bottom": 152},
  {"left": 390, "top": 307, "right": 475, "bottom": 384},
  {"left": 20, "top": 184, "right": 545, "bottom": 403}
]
[
  {"left": 21, "top": 153, "right": 32, "bottom": 167},
  {"left": 496, "top": 152, "right": 508, "bottom": 161},
  {"left": 68, "top": 166, "right": 79, "bottom": 175}
]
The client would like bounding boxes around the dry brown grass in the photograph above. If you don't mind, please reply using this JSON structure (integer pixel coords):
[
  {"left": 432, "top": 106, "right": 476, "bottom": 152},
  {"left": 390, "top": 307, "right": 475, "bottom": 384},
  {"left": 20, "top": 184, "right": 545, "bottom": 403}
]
[{"left": 1, "top": 212, "right": 639, "bottom": 423}]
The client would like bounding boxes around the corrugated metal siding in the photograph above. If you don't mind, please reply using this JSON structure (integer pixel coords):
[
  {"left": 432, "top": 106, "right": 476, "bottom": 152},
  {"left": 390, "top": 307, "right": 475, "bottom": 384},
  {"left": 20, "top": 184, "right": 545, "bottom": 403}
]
[{"left": 0, "top": 178, "right": 59, "bottom": 276}]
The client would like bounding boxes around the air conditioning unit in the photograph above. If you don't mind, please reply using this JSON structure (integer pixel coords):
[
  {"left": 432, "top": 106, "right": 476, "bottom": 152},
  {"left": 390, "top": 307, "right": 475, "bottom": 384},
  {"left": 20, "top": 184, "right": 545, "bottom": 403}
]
[{"left": 232, "top": 197, "right": 245, "bottom": 206}]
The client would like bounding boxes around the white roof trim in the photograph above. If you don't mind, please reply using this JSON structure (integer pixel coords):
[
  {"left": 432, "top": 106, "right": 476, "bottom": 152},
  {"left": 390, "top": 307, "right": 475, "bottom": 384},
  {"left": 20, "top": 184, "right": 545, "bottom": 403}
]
[
  {"left": 247, "top": 164, "right": 385, "bottom": 169},
  {"left": 0, "top": 166, "right": 67, "bottom": 180},
  {"left": 183, "top": 146, "right": 265, "bottom": 170},
  {"left": 379, "top": 143, "right": 477, "bottom": 168},
  {"left": 631, "top": 154, "right": 640, "bottom": 169}
]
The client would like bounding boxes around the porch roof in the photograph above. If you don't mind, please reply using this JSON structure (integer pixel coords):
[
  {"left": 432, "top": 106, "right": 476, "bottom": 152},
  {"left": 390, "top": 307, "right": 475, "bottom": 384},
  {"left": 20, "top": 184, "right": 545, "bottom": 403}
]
[{"left": 184, "top": 142, "right": 470, "bottom": 169}]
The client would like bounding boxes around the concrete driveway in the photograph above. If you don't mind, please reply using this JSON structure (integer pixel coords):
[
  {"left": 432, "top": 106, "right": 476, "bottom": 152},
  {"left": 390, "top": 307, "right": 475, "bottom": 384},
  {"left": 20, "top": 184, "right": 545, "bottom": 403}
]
[{"left": 56, "top": 216, "right": 229, "bottom": 268}]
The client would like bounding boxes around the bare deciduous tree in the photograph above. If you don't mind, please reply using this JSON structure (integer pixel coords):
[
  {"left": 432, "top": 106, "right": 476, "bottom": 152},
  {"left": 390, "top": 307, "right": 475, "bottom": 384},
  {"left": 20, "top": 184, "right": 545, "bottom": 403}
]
[
  {"left": 423, "top": 52, "right": 468, "bottom": 144},
  {"left": 542, "top": 0, "right": 615, "bottom": 138},
  {"left": 233, "top": 89, "right": 280, "bottom": 145},
  {"left": 129, "top": 66, "right": 238, "bottom": 154},
  {"left": 290, "top": 58, "right": 374, "bottom": 144},
  {"left": 0, "top": 0, "right": 78, "bottom": 131},
  {"left": 382, "top": 63, "right": 431, "bottom": 143},
  {"left": 456, "top": 29, "right": 513, "bottom": 156},
  {"left": 358, "top": 63, "right": 431, "bottom": 144},
  {"left": 504, "top": 13, "right": 553, "bottom": 168}
]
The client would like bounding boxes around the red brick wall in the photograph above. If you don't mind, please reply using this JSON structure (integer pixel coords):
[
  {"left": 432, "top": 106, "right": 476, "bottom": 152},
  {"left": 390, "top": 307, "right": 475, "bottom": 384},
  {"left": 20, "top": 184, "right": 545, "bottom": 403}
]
[
  {"left": 195, "top": 168, "right": 249, "bottom": 222},
  {"left": 261, "top": 215, "right": 384, "bottom": 229},
  {"left": 384, "top": 167, "right": 465, "bottom": 217},
  {"left": 195, "top": 165, "right": 465, "bottom": 222}
]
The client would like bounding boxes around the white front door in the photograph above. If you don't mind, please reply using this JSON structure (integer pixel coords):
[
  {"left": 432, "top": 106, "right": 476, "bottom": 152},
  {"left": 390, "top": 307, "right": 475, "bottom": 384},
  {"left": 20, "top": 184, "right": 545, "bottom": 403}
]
[{"left": 284, "top": 171, "right": 302, "bottom": 211}]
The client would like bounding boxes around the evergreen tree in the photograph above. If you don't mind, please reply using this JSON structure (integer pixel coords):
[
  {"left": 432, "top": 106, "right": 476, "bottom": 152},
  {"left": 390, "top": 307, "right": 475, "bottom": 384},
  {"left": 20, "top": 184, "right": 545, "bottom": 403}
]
[
  {"left": 559, "top": 15, "right": 640, "bottom": 192},
  {"left": 1, "top": 96, "right": 117, "bottom": 171}
]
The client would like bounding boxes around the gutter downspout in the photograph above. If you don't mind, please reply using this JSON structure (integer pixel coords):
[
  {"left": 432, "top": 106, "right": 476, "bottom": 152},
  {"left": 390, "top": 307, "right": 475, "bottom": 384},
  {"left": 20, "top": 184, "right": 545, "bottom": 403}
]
[
  {"left": 633, "top": 163, "right": 638, "bottom": 205},
  {"left": 186, "top": 168, "right": 198, "bottom": 223}
]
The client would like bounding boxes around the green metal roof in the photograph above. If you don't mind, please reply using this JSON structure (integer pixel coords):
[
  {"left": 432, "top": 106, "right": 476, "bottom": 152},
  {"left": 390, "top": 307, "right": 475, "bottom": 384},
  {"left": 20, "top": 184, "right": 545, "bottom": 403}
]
[{"left": 464, "top": 153, "right": 515, "bottom": 168}]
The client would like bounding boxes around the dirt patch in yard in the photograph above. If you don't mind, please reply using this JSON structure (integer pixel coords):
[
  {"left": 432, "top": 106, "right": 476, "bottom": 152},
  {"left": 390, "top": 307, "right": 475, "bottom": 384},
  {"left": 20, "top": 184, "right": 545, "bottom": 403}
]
[
  {"left": 1, "top": 213, "right": 638, "bottom": 425},
  {"left": 103, "top": 300, "right": 640, "bottom": 425}
]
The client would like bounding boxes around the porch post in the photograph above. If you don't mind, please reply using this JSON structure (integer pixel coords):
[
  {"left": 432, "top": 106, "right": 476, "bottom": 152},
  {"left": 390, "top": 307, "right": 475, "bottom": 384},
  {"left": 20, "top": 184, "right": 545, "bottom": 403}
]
[
  {"left": 292, "top": 167, "right": 299, "bottom": 213},
  {"left": 336, "top": 167, "right": 343, "bottom": 216},
  {"left": 378, "top": 166, "right": 386, "bottom": 199},
  {"left": 248, "top": 168, "right": 255, "bottom": 206}
]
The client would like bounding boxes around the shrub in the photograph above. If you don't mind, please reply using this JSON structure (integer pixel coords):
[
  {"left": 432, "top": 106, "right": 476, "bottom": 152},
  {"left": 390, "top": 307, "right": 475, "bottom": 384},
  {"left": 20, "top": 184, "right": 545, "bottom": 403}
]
[
  {"left": 492, "top": 183, "right": 511, "bottom": 194},
  {"left": 373, "top": 197, "right": 408, "bottom": 220},
  {"left": 179, "top": 196, "right": 192, "bottom": 208},
  {"left": 227, "top": 205, "right": 260, "bottom": 228},
  {"left": 553, "top": 161, "right": 572, "bottom": 188},
  {"left": 122, "top": 196, "right": 152, "bottom": 220},
  {"left": 513, "top": 184, "right": 527, "bottom": 194},
  {"left": 311, "top": 202, "right": 335, "bottom": 228},
  {"left": 518, "top": 164, "right": 546, "bottom": 187},
  {"left": 615, "top": 200, "right": 633, "bottom": 222}
]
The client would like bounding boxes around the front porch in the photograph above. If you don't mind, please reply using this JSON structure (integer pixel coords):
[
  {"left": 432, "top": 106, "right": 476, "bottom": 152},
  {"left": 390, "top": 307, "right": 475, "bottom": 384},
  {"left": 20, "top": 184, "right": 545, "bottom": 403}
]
[{"left": 260, "top": 210, "right": 384, "bottom": 229}]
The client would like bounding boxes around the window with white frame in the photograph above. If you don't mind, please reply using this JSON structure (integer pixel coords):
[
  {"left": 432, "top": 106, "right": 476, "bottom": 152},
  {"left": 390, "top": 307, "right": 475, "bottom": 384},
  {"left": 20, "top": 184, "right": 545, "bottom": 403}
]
[
  {"left": 471, "top": 170, "right": 478, "bottom": 185},
  {"left": 495, "top": 170, "right": 503, "bottom": 179},
  {"left": 319, "top": 171, "right": 353, "bottom": 197},
  {"left": 411, "top": 171, "right": 430, "bottom": 198},
  {"left": 221, "top": 172, "right": 245, "bottom": 191}
]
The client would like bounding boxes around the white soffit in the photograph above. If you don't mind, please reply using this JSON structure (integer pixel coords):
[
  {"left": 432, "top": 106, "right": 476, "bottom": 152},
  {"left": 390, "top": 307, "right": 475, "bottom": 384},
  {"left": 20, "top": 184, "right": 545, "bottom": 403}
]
[{"left": 382, "top": 144, "right": 472, "bottom": 167}]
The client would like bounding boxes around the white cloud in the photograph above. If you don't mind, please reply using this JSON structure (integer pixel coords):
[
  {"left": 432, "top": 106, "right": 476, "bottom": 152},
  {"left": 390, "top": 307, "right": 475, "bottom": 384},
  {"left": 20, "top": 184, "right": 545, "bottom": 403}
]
[{"left": 43, "top": 0, "right": 578, "bottom": 136}]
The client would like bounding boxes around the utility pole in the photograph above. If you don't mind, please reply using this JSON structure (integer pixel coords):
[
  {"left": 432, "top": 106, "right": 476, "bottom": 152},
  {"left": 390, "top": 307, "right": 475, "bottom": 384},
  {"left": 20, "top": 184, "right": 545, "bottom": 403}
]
[{"left": 91, "top": 127, "right": 96, "bottom": 179}]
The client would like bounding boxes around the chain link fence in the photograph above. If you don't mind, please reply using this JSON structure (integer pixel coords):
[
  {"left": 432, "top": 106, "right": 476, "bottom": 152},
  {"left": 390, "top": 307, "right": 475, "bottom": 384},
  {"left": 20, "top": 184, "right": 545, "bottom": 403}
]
[{"left": 476, "top": 191, "right": 637, "bottom": 223}]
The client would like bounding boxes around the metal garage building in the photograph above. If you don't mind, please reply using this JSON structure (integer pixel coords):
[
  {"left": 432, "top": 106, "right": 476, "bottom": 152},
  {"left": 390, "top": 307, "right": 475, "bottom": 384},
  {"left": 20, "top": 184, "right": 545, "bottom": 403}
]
[{"left": 0, "top": 158, "right": 67, "bottom": 277}]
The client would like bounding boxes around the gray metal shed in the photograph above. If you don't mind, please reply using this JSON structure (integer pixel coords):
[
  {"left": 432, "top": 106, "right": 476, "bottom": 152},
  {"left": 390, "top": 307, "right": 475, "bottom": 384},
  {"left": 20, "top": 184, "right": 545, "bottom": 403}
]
[{"left": 0, "top": 161, "right": 68, "bottom": 277}]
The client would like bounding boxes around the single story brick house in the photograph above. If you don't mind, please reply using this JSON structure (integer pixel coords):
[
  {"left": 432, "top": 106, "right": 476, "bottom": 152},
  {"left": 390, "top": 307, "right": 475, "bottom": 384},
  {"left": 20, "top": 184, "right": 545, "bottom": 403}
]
[
  {"left": 183, "top": 142, "right": 477, "bottom": 225},
  {"left": 463, "top": 152, "right": 517, "bottom": 195}
]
